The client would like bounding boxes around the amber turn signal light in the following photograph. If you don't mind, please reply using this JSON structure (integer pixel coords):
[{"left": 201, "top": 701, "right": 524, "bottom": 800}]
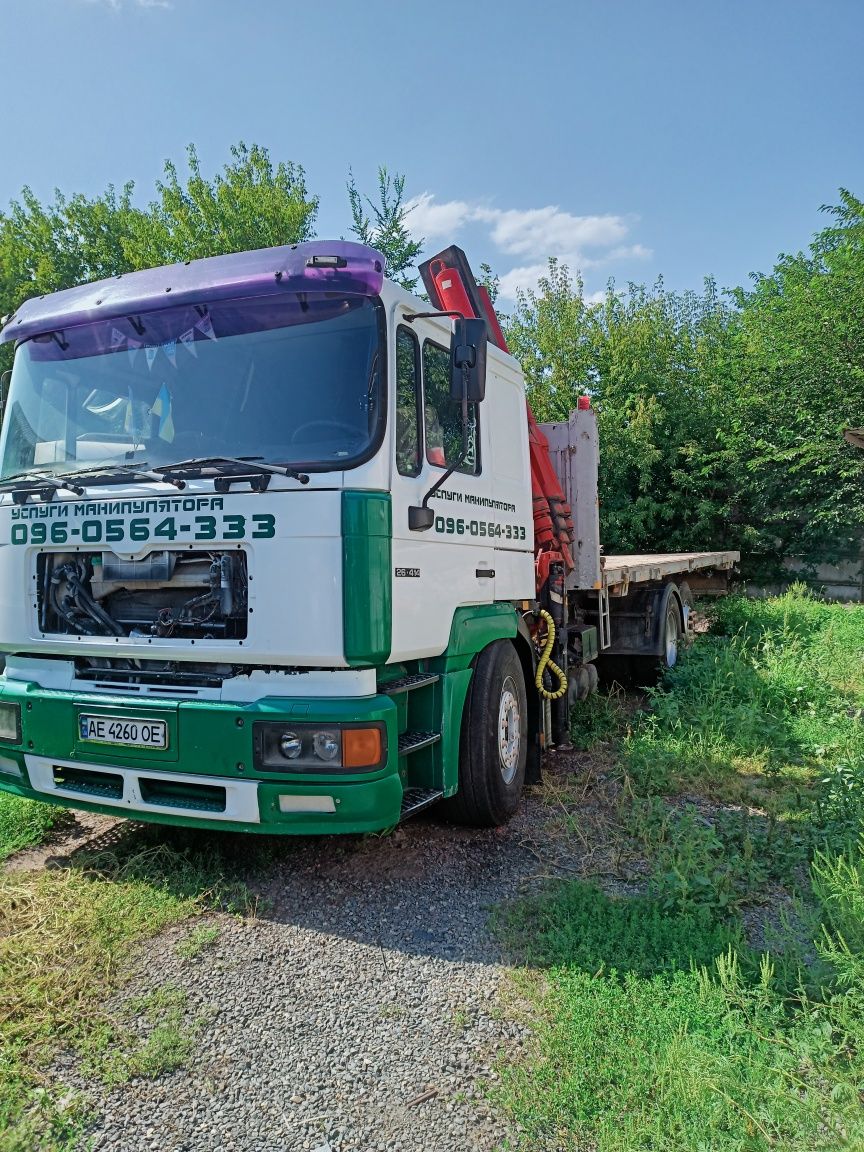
[{"left": 342, "top": 726, "right": 384, "bottom": 769}]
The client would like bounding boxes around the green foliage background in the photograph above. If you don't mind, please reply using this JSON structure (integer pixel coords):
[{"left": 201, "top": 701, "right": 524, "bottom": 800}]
[
  {"left": 504, "top": 192, "right": 864, "bottom": 578},
  {"left": 1, "top": 143, "right": 861, "bottom": 576}
]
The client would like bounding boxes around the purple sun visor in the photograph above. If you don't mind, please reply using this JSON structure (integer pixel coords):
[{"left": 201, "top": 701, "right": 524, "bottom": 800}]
[{"left": 0, "top": 241, "right": 386, "bottom": 345}]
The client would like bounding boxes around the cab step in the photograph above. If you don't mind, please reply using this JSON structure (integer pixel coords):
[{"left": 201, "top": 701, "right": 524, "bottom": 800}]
[
  {"left": 381, "top": 673, "right": 440, "bottom": 695},
  {"left": 398, "top": 730, "right": 441, "bottom": 755},
  {"left": 400, "top": 787, "right": 444, "bottom": 821}
]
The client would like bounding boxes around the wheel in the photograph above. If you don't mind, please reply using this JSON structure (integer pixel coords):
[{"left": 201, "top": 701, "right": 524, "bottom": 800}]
[
  {"left": 629, "top": 585, "right": 684, "bottom": 686},
  {"left": 677, "top": 580, "right": 694, "bottom": 637},
  {"left": 661, "top": 592, "right": 683, "bottom": 669},
  {"left": 444, "top": 640, "right": 527, "bottom": 827}
]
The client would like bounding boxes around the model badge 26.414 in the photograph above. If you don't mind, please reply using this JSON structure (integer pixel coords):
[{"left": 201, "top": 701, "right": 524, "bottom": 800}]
[{"left": 0, "top": 240, "right": 737, "bottom": 834}]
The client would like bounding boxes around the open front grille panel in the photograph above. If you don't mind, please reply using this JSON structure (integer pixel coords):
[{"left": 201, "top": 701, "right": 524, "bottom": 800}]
[{"left": 36, "top": 549, "right": 249, "bottom": 640}]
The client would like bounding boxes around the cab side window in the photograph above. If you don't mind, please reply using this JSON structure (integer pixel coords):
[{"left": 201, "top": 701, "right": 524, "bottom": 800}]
[
  {"left": 422, "top": 340, "right": 480, "bottom": 475},
  {"left": 395, "top": 326, "right": 421, "bottom": 477}
]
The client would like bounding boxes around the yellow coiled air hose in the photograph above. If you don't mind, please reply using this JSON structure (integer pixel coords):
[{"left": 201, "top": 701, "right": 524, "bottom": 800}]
[{"left": 535, "top": 609, "right": 568, "bottom": 700}]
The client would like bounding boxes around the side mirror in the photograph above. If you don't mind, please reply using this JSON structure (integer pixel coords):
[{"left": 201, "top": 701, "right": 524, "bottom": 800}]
[
  {"left": 450, "top": 318, "right": 487, "bottom": 403},
  {"left": 408, "top": 506, "right": 435, "bottom": 532}
]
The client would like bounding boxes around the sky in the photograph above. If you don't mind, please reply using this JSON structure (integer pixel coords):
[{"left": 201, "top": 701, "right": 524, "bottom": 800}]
[{"left": 3, "top": 0, "right": 863, "bottom": 305}]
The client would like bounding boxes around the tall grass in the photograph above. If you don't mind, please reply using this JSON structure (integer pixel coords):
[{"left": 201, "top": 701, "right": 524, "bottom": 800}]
[
  {"left": 626, "top": 588, "right": 864, "bottom": 807},
  {"left": 0, "top": 795, "right": 71, "bottom": 863},
  {"left": 500, "top": 588, "right": 864, "bottom": 1151}
]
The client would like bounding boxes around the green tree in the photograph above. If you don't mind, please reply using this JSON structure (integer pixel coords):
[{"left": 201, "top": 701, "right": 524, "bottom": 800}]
[
  {"left": 728, "top": 189, "right": 864, "bottom": 572},
  {"left": 478, "top": 262, "right": 501, "bottom": 306},
  {"left": 347, "top": 167, "right": 423, "bottom": 290},
  {"left": 0, "top": 183, "right": 146, "bottom": 371},
  {"left": 126, "top": 141, "right": 318, "bottom": 267},
  {"left": 504, "top": 261, "right": 741, "bottom": 555},
  {"left": 0, "top": 142, "right": 320, "bottom": 371}
]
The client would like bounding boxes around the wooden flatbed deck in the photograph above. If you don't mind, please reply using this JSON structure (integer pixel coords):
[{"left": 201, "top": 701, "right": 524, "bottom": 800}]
[{"left": 602, "top": 551, "right": 739, "bottom": 592}]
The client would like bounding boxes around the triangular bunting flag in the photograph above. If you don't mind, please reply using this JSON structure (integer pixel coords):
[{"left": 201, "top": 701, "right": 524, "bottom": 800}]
[
  {"left": 195, "top": 314, "right": 216, "bottom": 340},
  {"left": 179, "top": 328, "right": 198, "bottom": 357},
  {"left": 127, "top": 338, "right": 142, "bottom": 366},
  {"left": 163, "top": 340, "right": 177, "bottom": 367},
  {"left": 110, "top": 327, "right": 126, "bottom": 350},
  {"left": 145, "top": 345, "right": 158, "bottom": 369}
]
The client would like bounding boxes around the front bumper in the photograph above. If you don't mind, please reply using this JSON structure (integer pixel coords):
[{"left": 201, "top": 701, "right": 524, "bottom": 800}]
[{"left": 0, "top": 679, "right": 402, "bottom": 834}]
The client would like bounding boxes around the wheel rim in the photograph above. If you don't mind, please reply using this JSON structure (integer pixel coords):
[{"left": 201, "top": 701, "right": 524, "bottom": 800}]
[
  {"left": 665, "top": 605, "right": 679, "bottom": 667},
  {"left": 498, "top": 675, "right": 521, "bottom": 785}
]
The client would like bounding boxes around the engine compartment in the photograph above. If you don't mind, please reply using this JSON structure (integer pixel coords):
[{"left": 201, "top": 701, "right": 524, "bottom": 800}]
[{"left": 36, "top": 550, "right": 249, "bottom": 640}]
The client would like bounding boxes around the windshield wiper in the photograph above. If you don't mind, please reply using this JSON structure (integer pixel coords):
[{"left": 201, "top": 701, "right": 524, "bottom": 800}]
[
  {"left": 0, "top": 470, "right": 86, "bottom": 502},
  {"left": 0, "top": 462, "right": 187, "bottom": 502},
  {"left": 59, "top": 462, "right": 186, "bottom": 490},
  {"left": 152, "top": 456, "right": 310, "bottom": 490}
]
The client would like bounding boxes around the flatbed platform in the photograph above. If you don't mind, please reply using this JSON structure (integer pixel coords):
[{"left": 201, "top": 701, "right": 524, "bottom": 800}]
[{"left": 602, "top": 551, "right": 739, "bottom": 593}]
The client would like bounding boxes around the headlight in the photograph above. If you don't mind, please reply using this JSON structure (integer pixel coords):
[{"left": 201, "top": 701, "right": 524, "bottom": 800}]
[
  {"left": 279, "top": 732, "right": 303, "bottom": 759},
  {"left": 253, "top": 722, "right": 385, "bottom": 773},
  {"left": 0, "top": 702, "right": 21, "bottom": 744},
  {"left": 313, "top": 730, "right": 340, "bottom": 762}
]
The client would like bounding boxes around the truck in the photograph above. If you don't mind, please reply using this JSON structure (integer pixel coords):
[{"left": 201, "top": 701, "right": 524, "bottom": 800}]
[{"left": 0, "top": 241, "right": 737, "bottom": 833}]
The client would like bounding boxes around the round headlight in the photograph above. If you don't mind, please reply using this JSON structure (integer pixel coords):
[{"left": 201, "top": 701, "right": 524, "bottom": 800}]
[
  {"left": 279, "top": 731, "right": 302, "bottom": 759},
  {"left": 313, "top": 730, "right": 340, "bottom": 762}
]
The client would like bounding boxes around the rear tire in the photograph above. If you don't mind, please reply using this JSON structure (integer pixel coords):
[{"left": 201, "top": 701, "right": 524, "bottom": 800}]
[
  {"left": 444, "top": 640, "right": 527, "bottom": 827},
  {"left": 661, "top": 593, "right": 682, "bottom": 669},
  {"left": 630, "top": 585, "right": 684, "bottom": 686}
]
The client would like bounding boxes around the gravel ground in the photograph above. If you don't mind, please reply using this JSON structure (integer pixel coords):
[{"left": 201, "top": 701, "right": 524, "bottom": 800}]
[{"left": 38, "top": 754, "right": 626, "bottom": 1152}]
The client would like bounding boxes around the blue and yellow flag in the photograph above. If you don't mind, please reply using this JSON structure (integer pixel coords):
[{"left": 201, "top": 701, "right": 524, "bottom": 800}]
[{"left": 151, "top": 383, "right": 175, "bottom": 442}]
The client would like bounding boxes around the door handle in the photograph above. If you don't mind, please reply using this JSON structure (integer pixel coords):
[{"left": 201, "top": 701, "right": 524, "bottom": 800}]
[{"left": 475, "top": 569, "right": 495, "bottom": 579}]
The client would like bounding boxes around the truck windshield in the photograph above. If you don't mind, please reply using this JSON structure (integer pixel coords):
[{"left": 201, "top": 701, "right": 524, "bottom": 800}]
[{"left": 0, "top": 294, "right": 384, "bottom": 480}]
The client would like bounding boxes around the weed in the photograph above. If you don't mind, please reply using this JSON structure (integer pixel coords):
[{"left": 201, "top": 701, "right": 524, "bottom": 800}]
[
  {"left": 83, "top": 986, "right": 197, "bottom": 1086},
  {"left": 0, "top": 794, "right": 73, "bottom": 862},
  {"left": 568, "top": 689, "right": 627, "bottom": 751},
  {"left": 378, "top": 1003, "right": 406, "bottom": 1020},
  {"left": 451, "top": 1008, "right": 470, "bottom": 1031},
  {"left": 176, "top": 923, "right": 220, "bottom": 960}
]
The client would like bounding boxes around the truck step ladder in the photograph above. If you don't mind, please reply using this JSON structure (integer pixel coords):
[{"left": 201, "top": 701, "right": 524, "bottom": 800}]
[
  {"left": 381, "top": 673, "right": 440, "bottom": 695},
  {"left": 598, "top": 585, "right": 612, "bottom": 650},
  {"left": 400, "top": 787, "right": 444, "bottom": 821},
  {"left": 398, "top": 730, "right": 441, "bottom": 755}
]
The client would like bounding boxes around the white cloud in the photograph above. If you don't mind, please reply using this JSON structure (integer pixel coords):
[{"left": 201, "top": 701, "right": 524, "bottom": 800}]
[
  {"left": 475, "top": 205, "right": 628, "bottom": 257},
  {"left": 496, "top": 263, "right": 551, "bottom": 303},
  {"left": 403, "top": 192, "right": 651, "bottom": 301},
  {"left": 404, "top": 193, "right": 474, "bottom": 243}
]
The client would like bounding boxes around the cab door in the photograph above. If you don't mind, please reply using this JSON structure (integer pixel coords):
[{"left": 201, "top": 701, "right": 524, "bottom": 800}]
[{"left": 389, "top": 313, "right": 495, "bottom": 662}]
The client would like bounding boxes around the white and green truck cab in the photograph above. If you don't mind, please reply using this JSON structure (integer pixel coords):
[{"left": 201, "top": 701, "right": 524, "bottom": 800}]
[{"left": 0, "top": 241, "right": 737, "bottom": 834}]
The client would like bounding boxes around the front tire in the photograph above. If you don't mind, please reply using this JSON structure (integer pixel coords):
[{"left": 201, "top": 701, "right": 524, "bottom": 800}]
[{"left": 444, "top": 640, "right": 527, "bottom": 827}]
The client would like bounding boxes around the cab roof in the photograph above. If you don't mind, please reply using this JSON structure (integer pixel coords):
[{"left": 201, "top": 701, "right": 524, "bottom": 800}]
[{"left": 1, "top": 240, "right": 386, "bottom": 345}]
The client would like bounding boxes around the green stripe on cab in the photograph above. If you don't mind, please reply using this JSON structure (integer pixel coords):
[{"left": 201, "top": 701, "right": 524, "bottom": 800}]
[{"left": 342, "top": 491, "right": 392, "bottom": 667}]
